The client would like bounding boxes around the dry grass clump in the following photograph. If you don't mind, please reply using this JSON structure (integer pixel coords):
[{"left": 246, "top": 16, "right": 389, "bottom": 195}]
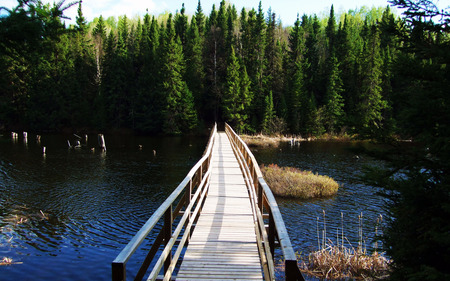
[
  {"left": 302, "top": 244, "right": 390, "bottom": 280},
  {"left": 241, "top": 134, "right": 283, "bottom": 148},
  {"left": 241, "top": 134, "right": 305, "bottom": 148},
  {"left": 313, "top": 132, "right": 355, "bottom": 142},
  {"left": 299, "top": 212, "right": 391, "bottom": 280},
  {"left": 261, "top": 164, "right": 339, "bottom": 199}
]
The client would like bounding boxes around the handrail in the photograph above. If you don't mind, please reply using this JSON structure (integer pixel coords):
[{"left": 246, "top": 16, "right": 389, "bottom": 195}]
[
  {"left": 225, "top": 123, "right": 305, "bottom": 281},
  {"left": 112, "top": 124, "right": 217, "bottom": 281}
]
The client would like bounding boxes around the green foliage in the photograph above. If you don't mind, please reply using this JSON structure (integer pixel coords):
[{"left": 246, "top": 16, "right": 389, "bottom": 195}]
[
  {"left": 363, "top": 1, "right": 450, "bottom": 280},
  {"left": 261, "top": 91, "right": 276, "bottom": 135},
  {"left": 160, "top": 15, "right": 197, "bottom": 134},
  {"left": 324, "top": 55, "right": 345, "bottom": 132},
  {"left": 0, "top": 1, "right": 409, "bottom": 139},
  {"left": 222, "top": 47, "right": 252, "bottom": 132}
]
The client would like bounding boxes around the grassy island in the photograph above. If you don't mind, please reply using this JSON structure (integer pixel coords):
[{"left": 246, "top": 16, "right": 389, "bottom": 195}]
[{"left": 261, "top": 164, "right": 339, "bottom": 199}]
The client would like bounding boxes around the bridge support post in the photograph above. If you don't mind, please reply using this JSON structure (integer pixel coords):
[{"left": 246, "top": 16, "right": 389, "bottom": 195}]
[
  {"left": 257, "top": 179, "right": 263, "bottom": 211},
  {"left": 111, "top": 262, "right": 125, "bottom": 281},
  {"left": 185, "top": 180, "right": 192, "bottom": 241},
  {"left": 285, "top": 259, "right": 305, "bottom": 281},
  {"left": 269, "top": 212, "right": 275, "bottom": 258},
  {"left": 164, "top": 205, "right": 173, "bottom": 274}
]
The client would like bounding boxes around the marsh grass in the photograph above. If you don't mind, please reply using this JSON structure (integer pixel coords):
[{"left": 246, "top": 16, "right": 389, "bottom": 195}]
[
  {"left": 261, "top": 164, "right": 339, "bottom": 199},
  {"left": 299, "top": 212, "right": 391, "bottom": 280},
  {"left": 241, "top": 132, "right": 356, "bottom": 148},
  {"left": 241, "top": 134, "right": 285, "bottom": 147}
]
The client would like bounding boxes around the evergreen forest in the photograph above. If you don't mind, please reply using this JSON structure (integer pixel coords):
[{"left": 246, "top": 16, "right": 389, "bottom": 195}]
[
  {"left": 1, "top": 1, "right": 449, "bottom": 280},
  {"left": 1, "top": 0, "right": 402, "bottom": 137}
]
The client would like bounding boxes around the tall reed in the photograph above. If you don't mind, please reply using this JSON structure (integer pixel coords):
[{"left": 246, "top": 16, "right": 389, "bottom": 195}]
[{"left": 300, "top": 210, "right": 391, "bottom": 280}]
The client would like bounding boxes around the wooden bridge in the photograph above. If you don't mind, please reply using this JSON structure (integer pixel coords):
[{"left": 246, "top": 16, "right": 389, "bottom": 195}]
[{"left": 112, "top": 124, "right": 305, "bottom": 281}]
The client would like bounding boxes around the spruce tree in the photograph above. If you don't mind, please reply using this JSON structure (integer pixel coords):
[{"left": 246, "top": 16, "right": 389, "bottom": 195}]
[
  {"left": 194, "top": 0, "right": 205, "bottom": 37},
  {"left": 264, "top": 10, "right": 284, "bottom": 117},
  {"left": 175, "top": 3, "right": 188, "bottom": 49},
  {"left": 325, "top": 5, "right": 336, "bottom": 55},
  {"left": 286, "top": 15, "right": 312, "bottom": 134},
  {"left": 222, "top": 47, "right": 252, "bottom": 132},
  {"left": 261, "top": 91, "right": 276, "bottom": 134},
  {"left": 324, "top": 55, "right": 345, "bottom": 133},
  {"left": 186, "top": 17, "right": 206, "bottom": 113},
  {"left": 358, "top": 24, "right": 387, "bottom": 137},
  {"left": 75, "top": 0, "right": 87, "bottom": 33},
  {"left": 366, "top": 2, "right": 450, "bottom": 280},
  {"left": 203, "top": 2, "right": 227, "bottom": 122},
  {"left": 160, "top": 15, "right": 197, "bottom": 134}
]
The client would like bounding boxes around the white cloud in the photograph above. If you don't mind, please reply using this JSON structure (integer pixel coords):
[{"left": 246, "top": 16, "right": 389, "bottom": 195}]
[
  {"left": 1, "top": 0, "right": 20, "bottom": 13},
  {"left": 63, "top": 0, "right": 157, "bottom": 23}
]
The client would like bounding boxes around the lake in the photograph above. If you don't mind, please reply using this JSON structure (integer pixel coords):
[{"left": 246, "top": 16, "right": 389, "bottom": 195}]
[{"left": 0, "top": 133, "right": 387, "bottom": 280}]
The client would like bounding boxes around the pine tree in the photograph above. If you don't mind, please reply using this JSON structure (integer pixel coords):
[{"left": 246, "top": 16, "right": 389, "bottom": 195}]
[
  {"left": 358, "top": 24, "right": 387, "bottom": 137},
  {"left": 250, "top": 2, "right": 267, "bottom": 129},
  {"left": 135, "top": 14, "right": 163, "bottom": 134},
  {"left": 365, "top": 2, "right": 450, "bottom": 280},
  {"left": 186, "top": 17, "right": 205, "bottom": 113},
  {"left": 303, "top": 14, "right": 321, "bottom": 108},
  {"left": 264, "top": 10, "right": 284, "bottom": 116},
  {"left": 203, "top": 2, "right": 228, "bottom": 122},
  {"left": 160, "top": 15, "right": 197, "bottom": 134},
  {"left": 286, "top": 15, "right": 312, "bottom": 134},
  {"left": 195, "top": 0, "right": 205, "bottom": 37},
  {"left": 222, "top": 47, "right": 252, "bottom": 132},
  {"left": 261, "top": 91, "right": 276, "bottom": 134},
  {"left": 75, "top": 0, "right": 87, "bottom": 33},
  {"left": 325, "top": 5, "right": 336, "bottom": 55},
  {"left": 175, "top": 3, "right": 188, "bottom": 49},
  {"left": 323, "top": 55, "right": 345, "bottom": 133}
]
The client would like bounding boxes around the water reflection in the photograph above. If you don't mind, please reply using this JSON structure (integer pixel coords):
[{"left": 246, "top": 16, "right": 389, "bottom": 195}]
[
  {"left": 1, "top": 135, "right": 387, "bottom": 280},
  {"left": 0, "top": 134, "right": 206, "bottom": 280},
  {"left": 253, "top": 142, "right": 388, "bottom": 263}
]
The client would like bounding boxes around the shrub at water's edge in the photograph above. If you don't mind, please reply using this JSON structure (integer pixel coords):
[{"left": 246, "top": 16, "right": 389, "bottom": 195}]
[{"left": 260, "top": 164, "right": 339, "bottom": 199}]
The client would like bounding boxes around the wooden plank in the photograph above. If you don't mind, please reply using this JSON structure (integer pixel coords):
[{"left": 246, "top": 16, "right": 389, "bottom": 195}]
[{"left": 177, "top": 132, "right": 263, "bottom": 281}]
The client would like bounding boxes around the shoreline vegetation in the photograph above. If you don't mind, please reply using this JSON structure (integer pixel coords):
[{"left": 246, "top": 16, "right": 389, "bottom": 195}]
[
  {"left": 299, "top": 212, "right": 391, "bottom": 280},
  {"left": 260, "top": 164, "right": 339, "bottom": 199},
  {"left": 241, "top": 133, "right": 357, "bottom": 148}
]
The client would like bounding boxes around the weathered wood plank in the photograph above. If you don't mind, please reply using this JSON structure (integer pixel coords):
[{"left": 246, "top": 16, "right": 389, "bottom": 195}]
[{"left": 177, "top": 132, "right": 263, "bottom": 280}]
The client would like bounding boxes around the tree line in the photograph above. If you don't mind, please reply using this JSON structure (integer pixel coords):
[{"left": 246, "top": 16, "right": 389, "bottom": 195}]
[
  {"left": 1, "top": 1, "right": 449, "bottom": 279},
  {"left": 1, "top": 0, "right": 399, "bottom": 137}
]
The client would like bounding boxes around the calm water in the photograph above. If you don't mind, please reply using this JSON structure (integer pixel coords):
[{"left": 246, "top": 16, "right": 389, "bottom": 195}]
[{"left": 0, "top": 134, "right": 387, "bottom": 280}]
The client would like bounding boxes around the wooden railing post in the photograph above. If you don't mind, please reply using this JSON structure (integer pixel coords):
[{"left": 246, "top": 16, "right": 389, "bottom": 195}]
[
  {"left": 285, "top": 259, "right": 305, "bottom": 281},
  {"left": 257, "top": 180, "right": 263, "bottom": 211},
  {"left": 164, "top": 205, "right": 173, "bottom": 274},
  {"left": 185, "top": 180, "right": 192, "bottom": 240},
  {"left": 268, "top": 210, "right": 275, "bottom": 258},
  {"left": 112, "top": 262, "right": 125, "bottom": 281}
]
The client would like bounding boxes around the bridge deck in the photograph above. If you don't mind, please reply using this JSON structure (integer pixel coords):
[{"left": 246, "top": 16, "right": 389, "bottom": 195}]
[{"left": 177, "top": 132, "right": 263, "bottom": 280}]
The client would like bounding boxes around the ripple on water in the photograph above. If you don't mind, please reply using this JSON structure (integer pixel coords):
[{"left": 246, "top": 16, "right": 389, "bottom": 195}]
[
  {"left": 253, "top": 141, "right": 388, "bottom": 259},
  {"left": 1, "top": 136, "right": 388, "bottom": 280},
  {"left": 0, "top": 134, "right": 206, "bottom": 280}
]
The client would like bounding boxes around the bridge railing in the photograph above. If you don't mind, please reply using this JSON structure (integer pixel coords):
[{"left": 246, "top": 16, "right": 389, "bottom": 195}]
[
  {"left": 225, "top": 123, "right": 305, "bottom": 281},
  {"left": 112, "top": 124, "right": 217, "bottom": 281}
]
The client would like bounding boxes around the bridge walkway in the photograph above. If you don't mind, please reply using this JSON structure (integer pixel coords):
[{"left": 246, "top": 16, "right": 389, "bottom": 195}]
[{"left": 177, "top": 132, "right": 263, "bottom": 280}]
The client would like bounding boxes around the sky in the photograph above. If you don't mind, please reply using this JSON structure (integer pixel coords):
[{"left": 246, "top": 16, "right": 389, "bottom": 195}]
[
  {"left": 6, "top": 0, "right": 448, "bottom": 26},
  {"left": 1, "top": 0, "right": 398, "bottom": 25}
]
